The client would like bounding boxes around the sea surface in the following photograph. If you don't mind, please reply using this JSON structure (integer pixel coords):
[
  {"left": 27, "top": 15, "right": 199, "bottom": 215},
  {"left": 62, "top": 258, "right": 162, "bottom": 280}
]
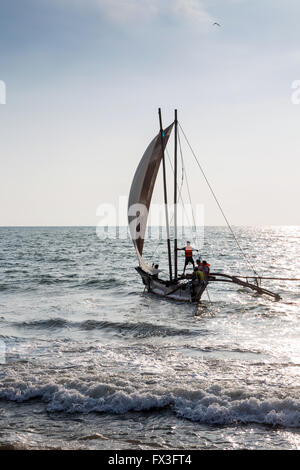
[{"left": 0, "top": 226, "right": 299, "bottom": 450}]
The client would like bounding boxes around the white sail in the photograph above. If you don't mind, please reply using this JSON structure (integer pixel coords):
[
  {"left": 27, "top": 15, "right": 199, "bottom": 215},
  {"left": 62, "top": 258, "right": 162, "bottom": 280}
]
[{"left": 128, "top": 123, "right": 173, "bottom": 273}]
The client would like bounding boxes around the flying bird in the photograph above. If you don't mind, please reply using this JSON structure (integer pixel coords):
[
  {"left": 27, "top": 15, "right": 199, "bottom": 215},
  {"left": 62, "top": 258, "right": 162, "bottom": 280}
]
[{"left": 213, "top": 22, "right": 221, "bottom": 27}]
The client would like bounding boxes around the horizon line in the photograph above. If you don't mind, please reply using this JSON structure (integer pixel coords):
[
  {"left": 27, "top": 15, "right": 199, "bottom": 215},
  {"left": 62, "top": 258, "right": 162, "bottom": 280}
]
[{"left": 0, "top": 224, "right": 299, "bottom": 228}]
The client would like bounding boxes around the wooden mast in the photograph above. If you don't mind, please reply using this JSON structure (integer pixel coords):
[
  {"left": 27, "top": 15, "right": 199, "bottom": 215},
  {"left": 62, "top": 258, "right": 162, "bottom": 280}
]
[
  {"left": 158, "top": 108, "right": 172, "bottom": 282},
  {"left": 174, "top": 109, "right": 178, "bottom": 280}
]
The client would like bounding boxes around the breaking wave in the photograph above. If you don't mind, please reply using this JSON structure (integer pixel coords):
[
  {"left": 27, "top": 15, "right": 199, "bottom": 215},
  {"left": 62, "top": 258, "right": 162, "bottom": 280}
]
[{"left": 0, "top": 380, "right": 299, "bottom": 428}]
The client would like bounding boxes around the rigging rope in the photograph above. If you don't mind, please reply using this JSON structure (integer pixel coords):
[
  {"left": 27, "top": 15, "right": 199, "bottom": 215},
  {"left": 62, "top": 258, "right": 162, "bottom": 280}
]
[
  {"left": 152, "top": 142, "right": 199, "bottom": 271},
  {"left": 150, "top": 145, "right": 191, "bottom": 265},
  {"left": 166, "top": 145, "right": 198, "bottom": 254},
  {"left": 165, "top": 147, "right": 194, "bottom": 233},
  {"left": 177, "top": 130, "right": 198, "bottom": 249},
  {"left": 178, "top": 122, "right": 259, "bottom": 278}
]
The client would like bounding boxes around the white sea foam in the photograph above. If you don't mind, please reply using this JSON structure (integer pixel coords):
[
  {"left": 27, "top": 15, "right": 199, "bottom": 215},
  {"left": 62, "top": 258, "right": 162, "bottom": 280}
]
[
  {"left": 1, "top": 334, "right": 299, "bottom": 429},
  {"left": 1, "top": 372, "right": 299, "bottom": 427},
  {"left": 174, "top": 396, "right": 300, "bottom": 427}
]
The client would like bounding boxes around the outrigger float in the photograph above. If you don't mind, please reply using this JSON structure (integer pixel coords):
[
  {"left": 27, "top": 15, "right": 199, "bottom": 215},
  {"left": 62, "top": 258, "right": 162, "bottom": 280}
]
[{"left": 128, "top": 109, "right": 299, "bottom": 303}]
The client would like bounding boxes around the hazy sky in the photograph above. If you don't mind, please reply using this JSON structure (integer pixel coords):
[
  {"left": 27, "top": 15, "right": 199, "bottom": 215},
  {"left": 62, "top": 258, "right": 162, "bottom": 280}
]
[{"left": 0, "top": 0, "right": 299, "bottom": 226}]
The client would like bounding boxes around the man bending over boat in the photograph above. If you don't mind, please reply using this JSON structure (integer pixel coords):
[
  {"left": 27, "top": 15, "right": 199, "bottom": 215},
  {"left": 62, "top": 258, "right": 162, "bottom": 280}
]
[
  {"left": 190, "top": 266, "right": 205, "bottom": 297},
  {"left": 192, "top": 266, "right": 204, "bottom": 283},
  {"left": 177, "top": 241, "right": 198, "bottom": 275}
]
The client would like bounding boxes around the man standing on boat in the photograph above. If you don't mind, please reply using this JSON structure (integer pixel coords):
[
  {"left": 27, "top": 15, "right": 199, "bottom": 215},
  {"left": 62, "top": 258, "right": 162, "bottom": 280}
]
[{"left": 177, "top": 241, "right": 198, "bottom": 275}]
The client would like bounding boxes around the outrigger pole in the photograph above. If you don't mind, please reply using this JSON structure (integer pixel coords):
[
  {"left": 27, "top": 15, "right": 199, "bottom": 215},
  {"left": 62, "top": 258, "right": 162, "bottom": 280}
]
[
  {"left": 227, "top": 276, "right": 300, "bottom": 281},
  {"left": 174, "top": 109, "right": 178, "bottom": 281},
  {"left": 158, "top": 108, "right": 173, "bottom": 282},
  {"left": 209, "top": 272, "right": 282, "bottom": 301}
]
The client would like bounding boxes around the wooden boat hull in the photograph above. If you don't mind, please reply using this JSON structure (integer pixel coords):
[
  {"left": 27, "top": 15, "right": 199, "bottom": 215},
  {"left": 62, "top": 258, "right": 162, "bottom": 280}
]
[{"left": 136, "top": 267, "right": 207, "bottom": 303}]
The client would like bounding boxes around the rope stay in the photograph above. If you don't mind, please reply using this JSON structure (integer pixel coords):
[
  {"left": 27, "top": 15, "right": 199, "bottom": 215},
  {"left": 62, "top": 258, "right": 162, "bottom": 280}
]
[
  {"left": 150, "top": 144, "right": 192, "bottom": 266},
  {"left": 152, "top": 135, "right": 200, "bottom": 272},
  {"left": 178, "top": 122, "right": 259, "bottom": 278},
  {"left": 177, "top": 130, "right": 198, "bottom": 248},
  {"left": 165, "top": 146, "right": 197, "bottom": 248}
]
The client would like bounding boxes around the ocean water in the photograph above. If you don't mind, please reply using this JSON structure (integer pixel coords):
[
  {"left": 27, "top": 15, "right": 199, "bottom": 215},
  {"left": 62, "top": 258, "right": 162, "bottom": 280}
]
[{"left": 0, "top": 226, "right": 299, "bottom": 450}]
